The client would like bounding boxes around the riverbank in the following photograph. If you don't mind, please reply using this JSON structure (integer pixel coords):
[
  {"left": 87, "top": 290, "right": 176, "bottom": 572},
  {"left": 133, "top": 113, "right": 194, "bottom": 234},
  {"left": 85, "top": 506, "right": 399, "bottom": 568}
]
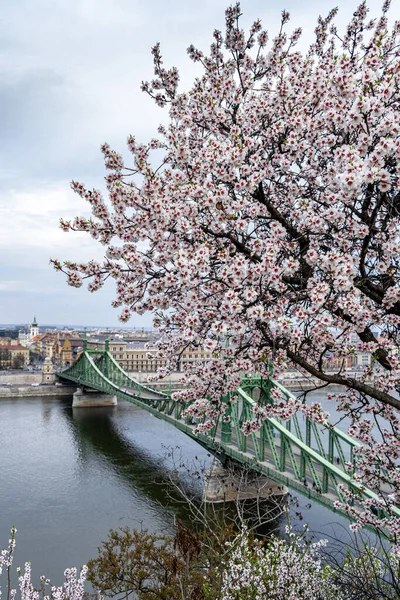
[
  {"left": 277, "top": 378, "right": 322, "bottom": 391},
  {"left": 0, "top": 384, "right": 75, "bottom": 398},
  {"left": 0, "top": 368, "right": 341, "bottom": 397}
]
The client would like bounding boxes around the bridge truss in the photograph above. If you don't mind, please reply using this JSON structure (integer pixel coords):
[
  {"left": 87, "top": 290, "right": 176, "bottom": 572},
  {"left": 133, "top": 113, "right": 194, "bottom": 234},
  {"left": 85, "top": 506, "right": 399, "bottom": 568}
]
[{"left": 57, "top": 346, "right": 399, "bottom": 522}]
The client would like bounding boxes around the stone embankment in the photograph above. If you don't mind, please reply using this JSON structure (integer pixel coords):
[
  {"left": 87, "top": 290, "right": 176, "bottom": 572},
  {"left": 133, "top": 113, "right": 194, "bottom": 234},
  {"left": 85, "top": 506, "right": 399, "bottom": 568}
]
[
  {"left": 0, "top": 372, "right": 76, "bottom": 398},
  {"left": 277, "top": 378, "right": 321, "bottom": 391},
  {"left": 0, "top": 369, "right": 345, "bottom": 399},
  {"left": 0, "top": 372, "right": 42, "bottom": 385},
  {"left": 0, "top": 384, "right": 75, "bottom": 398}
]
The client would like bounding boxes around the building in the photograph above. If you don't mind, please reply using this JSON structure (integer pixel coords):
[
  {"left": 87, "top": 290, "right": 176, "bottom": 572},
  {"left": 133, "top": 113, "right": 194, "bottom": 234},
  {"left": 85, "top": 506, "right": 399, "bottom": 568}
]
[
  {"left": 0, "top": 341, "right": 30, "bottom": 368},
  {"left": 355, "top": 352, "right": 372, "bottom": 369},
  {"left": 30, "top": 316, "right": 39, "bottom": 339},
  {"left": 18, "top": 330, "right": 30, "bottom": 347},
  {"left": 43, "top": 335, "right": 57, "bottom": 360},
  {"left": 42, "top": 357, "right": 56, "bottom": 383},
  {"left": 86, "top": 340, "right": 106, "bottom": 352},
  {"left": 18, "top": 316, "right": 40, "bottom": 347},
  {"left": 53, "top": 336, "right": 84, "bottom": 366},
  {"left": 0, "top": 328, "right": 18, "bottom": 339},
  {"left": 31, "top": 333, "right": 50, "bottom": 355},
  {"left": 107, "top": 339, "right": 211, "bottom": 373},
  {"left": 59, "top": 338, "right": 73, "bottom": 367},
  {"left": 0, "top": 337, "right": 22, "bottom": 347},
  {"left": 26, "top": 332, "right": 84, "bottom": 366},
  {"left": 323, "top": 353, "right": 356, "bottom": 372}
]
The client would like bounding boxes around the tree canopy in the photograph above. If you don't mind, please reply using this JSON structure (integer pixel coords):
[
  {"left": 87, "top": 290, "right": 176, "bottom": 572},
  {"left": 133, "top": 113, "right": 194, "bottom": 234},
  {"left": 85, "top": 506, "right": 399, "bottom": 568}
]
[{"left": 53, "top": 1, "right": 400, "bottom": 541}]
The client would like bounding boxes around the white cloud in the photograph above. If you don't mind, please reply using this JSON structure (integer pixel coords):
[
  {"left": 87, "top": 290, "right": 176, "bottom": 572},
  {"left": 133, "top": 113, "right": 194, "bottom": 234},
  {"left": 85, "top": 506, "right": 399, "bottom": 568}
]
[
  {"left": 0, "top": 0, "right": 392, "bottom": 325},
  {"left": 0, "top": 183, "right": 97, "bottom": 255}
]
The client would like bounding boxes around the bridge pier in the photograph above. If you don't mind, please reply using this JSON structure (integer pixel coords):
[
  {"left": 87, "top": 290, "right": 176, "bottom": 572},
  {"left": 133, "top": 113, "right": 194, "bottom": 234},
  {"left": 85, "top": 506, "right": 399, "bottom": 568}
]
[
  {"left": 72, "top": 387, "right": 118, "bottom": 408},
  {"left": 203, "top": 460, "right": 287, "bottom": 503}
]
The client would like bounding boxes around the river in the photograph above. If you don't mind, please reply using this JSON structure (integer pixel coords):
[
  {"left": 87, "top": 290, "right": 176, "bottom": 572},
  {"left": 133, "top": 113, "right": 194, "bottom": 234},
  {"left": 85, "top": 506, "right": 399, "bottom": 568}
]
[{"left": 0, "top": 393, "right": 354, "bottom": 587}]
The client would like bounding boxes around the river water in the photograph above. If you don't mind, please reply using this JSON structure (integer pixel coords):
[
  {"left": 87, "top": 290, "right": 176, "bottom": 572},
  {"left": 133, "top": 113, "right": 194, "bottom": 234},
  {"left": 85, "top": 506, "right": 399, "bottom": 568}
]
[{"left": 0, "top": 394, "right": 353, "bottom": 587}]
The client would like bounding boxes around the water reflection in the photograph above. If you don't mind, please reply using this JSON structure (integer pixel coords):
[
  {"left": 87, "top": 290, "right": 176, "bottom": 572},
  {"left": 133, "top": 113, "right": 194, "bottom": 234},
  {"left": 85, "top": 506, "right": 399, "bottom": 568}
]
[
  {"left": 64, "top": 403, "right": 207, "bottom": 520},
  {"left": 0, "top": 394, "right": 356, "bottom": 586},
  {"left": 64, "top": 404, "right": 287, "bottom": 537}
]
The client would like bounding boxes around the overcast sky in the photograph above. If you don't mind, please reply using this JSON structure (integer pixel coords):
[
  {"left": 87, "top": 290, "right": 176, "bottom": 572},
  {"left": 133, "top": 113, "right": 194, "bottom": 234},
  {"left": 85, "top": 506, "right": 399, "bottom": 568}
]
[{"left": 0, "top": 0, "right": 388, "bottom": 327}]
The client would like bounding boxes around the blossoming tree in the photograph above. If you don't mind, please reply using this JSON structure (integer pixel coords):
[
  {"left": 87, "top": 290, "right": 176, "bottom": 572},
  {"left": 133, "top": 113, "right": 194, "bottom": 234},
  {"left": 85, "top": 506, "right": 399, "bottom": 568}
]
[
  {"left": 53, "top": 1, "right": 400, "bottom": 542},
  {"left": 220, "top": 527, "right": 343, "bottom": 600}
]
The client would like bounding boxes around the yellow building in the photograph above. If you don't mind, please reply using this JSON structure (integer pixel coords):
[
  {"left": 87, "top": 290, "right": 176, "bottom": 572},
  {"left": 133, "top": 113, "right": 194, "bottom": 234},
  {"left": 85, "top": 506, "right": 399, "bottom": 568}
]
[
  {"left": 0, "top": 343, "right": 30, "bottom": 368},
  {"left": 108, "top": 341, "right": 211, "bottom": 373},
  {"left": 31, "top": 333, "right": 53, "bottom": 355},
  {"left": 0, "top": 337, "right": 21, "bottom": 347}
]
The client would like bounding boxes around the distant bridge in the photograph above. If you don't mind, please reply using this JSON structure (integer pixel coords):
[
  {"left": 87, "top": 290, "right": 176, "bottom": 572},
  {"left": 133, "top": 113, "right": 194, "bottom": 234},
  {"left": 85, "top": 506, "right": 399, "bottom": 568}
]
[{"left": 57, "top": 342, "right": 399, "bottom": 521}]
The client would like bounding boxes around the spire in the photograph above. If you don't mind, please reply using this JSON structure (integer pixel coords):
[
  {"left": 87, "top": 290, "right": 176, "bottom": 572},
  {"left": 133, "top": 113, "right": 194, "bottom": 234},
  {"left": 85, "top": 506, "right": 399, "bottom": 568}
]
[{"left": 32, "top": 315, "right": 38, "bottom": 326}]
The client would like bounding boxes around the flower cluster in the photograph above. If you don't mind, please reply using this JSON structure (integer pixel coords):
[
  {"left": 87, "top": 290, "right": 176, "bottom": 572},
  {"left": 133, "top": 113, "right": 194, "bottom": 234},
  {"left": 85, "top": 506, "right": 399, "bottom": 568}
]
[
  {"left": 221, "top": 526, "right": 342, "bottom": 600},
  {"left": 0, "top": 529, "right": 91, "bottom": 600}
]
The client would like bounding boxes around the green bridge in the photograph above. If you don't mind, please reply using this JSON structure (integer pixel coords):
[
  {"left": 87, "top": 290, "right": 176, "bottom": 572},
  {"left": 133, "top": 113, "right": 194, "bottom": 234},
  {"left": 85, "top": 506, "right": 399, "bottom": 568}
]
[{"left": 57, "top": 343, "right": 397, "bottom": 521}]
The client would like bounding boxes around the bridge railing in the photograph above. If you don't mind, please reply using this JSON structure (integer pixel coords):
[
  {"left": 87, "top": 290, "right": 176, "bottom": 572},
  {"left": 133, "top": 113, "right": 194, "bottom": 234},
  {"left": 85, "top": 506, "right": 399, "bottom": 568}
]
[
  {"left": 192, "top": 376, "right": 397, "bottom": 518},
  {"left": 57, "top": 352, "right": 400, "bottom": 521}
]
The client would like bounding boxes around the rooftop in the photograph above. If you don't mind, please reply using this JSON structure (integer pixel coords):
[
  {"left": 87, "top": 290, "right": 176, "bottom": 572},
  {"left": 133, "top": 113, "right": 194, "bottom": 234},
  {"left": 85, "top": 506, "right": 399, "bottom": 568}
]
[{"left": 0, "top": 344, "right": 29, "bottom": 351}]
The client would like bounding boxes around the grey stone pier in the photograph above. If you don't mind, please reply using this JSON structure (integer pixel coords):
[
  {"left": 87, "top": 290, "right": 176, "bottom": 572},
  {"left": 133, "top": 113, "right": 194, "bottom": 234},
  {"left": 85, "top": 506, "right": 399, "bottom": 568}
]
[
  {"left": 72, "top": 387, "right": 118, "bottom": 408},
  {"left": 203, "top": 459, "right": 287, "bottom": 503}
]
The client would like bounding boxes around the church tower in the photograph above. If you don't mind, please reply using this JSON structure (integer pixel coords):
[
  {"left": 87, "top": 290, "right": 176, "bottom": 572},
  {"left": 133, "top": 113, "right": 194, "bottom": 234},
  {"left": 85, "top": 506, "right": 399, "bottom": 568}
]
[{"left": 30, "top": 316, "right": 39, "bottom": 339}]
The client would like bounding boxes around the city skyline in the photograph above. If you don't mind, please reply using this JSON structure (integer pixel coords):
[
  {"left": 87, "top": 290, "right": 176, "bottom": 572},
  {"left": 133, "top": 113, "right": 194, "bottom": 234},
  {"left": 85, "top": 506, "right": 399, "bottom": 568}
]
[
  {"left": 0, "top": 322, "right": 154, "bottom": 329},
  {"left": 0, "top": 0, "right": 388, "bottom": 326}
]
